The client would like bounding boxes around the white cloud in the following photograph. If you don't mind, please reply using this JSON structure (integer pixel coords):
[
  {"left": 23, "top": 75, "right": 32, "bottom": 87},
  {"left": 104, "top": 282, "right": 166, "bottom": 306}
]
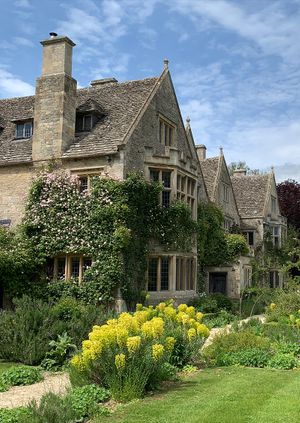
[
  {"left": 13, "top": 37, "right": 34, "bottom": 47},
  {"left": 170, "top": 0, "right": 300, "bottom": 63},
  {"left": 14, "top": 0, "right": 31, "bottom": 8},
  {"left": 274, "top": 163, "right": 300, "bottom": 183},
  {"left": 0, "top": 67, "right": 34, "bottom": 98}
]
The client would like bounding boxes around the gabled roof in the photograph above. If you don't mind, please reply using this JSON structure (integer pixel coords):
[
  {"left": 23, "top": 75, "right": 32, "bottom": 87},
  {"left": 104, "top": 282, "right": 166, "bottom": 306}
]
[
  {"left": 0, "top": 76, "right": 159, "bottom": 165},
  {"left": 231, "top": 173, "right": 270, "bottom": 218},
  {"left": 200, "top": 156, "right": 220, "bottom": 201}
]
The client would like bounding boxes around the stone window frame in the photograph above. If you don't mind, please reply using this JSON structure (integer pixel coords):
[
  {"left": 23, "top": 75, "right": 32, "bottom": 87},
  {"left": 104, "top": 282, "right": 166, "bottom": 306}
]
[
  {"left": 158, "top": 114, "right": 176, "bottom": 147},
  {"left": 147, "top": 254, "right": 196, "bottom": 293},
  {"left": 222, "top": 183, "right": 229, "bottom": 203},
  {"left": 14, "top": 120, "right": 33, "bottom": 139},
  {"left": 149, "top": 168, "right": 173, "bottom": 207},
  {"left": 271, "top": 196, "right": 277, "bottom": 213},
  {"left": 75, "top": 114, "right": 94, "bottom": 132},
  {"left": 176, "top": 256, "right": 196, "bottom": 291},
  {"left": 176, "top": 172, "right": 196, "bottom": 218},
  {"left": 269, "top": 270, "right": 280, "bottom": 288},
  {"left": 243, "top": 266, "right": 252, "bottom": 288},
  {"left": 71, "top": 168, "right": 104, "bottom": 193},
  {"left": 243, "top": 231, "right": 254, "bottom": 246},
  {"left": 270, "top": 225, "right": 280, "bottom": 247},
  {"left": 147, "top": 255, "right": 171, "bottom": 292},
  {"left": 53, "top": 255, "right": 92, "bottom": 283}
]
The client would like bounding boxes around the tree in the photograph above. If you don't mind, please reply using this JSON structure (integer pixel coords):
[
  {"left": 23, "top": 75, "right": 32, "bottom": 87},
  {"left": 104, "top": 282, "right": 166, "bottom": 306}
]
[
  {"left": 228, "top": 161, "right": 261, "bottom": 176},
  {"left": 277, "top": 180, "right": 300, "bottom": 231}
]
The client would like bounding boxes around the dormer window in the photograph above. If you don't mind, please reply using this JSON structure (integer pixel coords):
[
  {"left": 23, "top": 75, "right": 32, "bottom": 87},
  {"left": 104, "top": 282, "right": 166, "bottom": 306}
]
[
  {"left": 76, "top": 114, "right": 93, "bottom": 132},
  {"left": 15, "top": 121, "right": 33, "bottom": 139}
]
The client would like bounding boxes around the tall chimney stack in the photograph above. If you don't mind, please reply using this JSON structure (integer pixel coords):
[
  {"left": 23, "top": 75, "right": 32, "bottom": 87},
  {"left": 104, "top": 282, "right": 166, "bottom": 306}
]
[
  {"left": 195, "top": 144, "right": 206, "bottom": 161},
  {"left": 32, "top": 34, "right": 77, "bottom": 162}
]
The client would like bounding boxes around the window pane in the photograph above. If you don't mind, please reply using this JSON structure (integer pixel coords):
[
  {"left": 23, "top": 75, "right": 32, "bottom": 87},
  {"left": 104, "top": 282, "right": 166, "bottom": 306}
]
[
  {"left": 162, "top": 191, "right": 170, "bottom": 207},
  {"left": 84, "top": 115, "right": 92, "bottom": 130},
  {"left": 162, "top": 171, "right": 171, "bottom": 188},
  {"left": 24, "top": 122, "right": 32, "bottom": 137},
  {"left": 176, "top": 258, "right": 180, "bottom": 291},
  {"left": 83, "top": 258, "right": 92, "bottom": 272},
  {"left": 169, "top": 127, "right": 173, "bottom": 146},
  {"left": 248, "top": 232, "right": 254, "bottom": 246},
  {"left": 76, "top": 116, "right": 84, "bottom": 132},
  {"left": 150, "top": 170, "right": 159, "bottom": 182},
  {"left": 57, "top": 258, "right": 66, "bottom": 279},
  {"left": 71, "top": 257, "right": 80, "bottom": 279},
  {"left": 16, "top": 124, "right": 24, "bottom": 138},
  {"left": 148, "top": 258, "right": 158, "bottom": 291},
  {"left": 79, "top": 176, "right": 88, "bottom": 193},
  {"left": 160, "top": 257, "right": 169, "bottom": 290}
]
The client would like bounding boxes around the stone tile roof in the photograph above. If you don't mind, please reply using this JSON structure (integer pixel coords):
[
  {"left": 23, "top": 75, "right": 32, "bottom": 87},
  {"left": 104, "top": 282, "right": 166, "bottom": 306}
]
[
  {"left": 200, "top": 157, "right": 219, "bottom": 201},
  {"left": 0, "top": 77, "right": 158, "bottom": 165},
  {"left": 0, "top": 95, "right": 34, "bottom": 165},
  {"left": 231, "top": 174, "right": 270, "bottom": 218}
]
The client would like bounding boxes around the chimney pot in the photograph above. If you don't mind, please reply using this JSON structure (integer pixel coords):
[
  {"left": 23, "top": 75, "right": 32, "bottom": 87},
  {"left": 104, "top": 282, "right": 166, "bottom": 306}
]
[
  {"left": 233, "top": 169, "right": 247, "bottom": 177},
  {"left": 196, "top": 144, "right": 206, "bottom": 161},
  {"left": 49, "top": 32, "right": 58, "bottom": 38}
]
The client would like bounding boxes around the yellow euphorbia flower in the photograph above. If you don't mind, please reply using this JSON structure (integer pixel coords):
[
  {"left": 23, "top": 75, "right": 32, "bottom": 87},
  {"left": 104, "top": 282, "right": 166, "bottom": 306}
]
[
  {"left": 196, "top": 323, "right": 210, "bottom": 338},
  {"left": 196, "top": 312, "right": 204, "bottom": 321},
  {"left": 141, "top": 317, "right": 164, "bottom": 338},
  {"left": 152, "top": 343, "right": 164, "bottom": 361},
  {"left": 178, "top": 304, "right": 187, "bottom": 312},
  {"left": 165, "top": 336, "right": 176, "bottom": 352},
  {"left": 115, "top": 353, "right": 126, "bottom": 370},
  {"left": 186, "top": 306, "right": 196, "bottom": 318},
  {"left": 164, "top": 306, "right": 177, "bottom": 319},
  {"left": 269, "top": 303, "right": 276, "bottom": 310},
  {"left": 156, "top": 302, "right": 167, "bottom": 312},
  {"left": 70, "top": 354, "right": 85, "bottom": 371},
  {"left": 188, "top": 328, "right": 196, "bottom": 340},
  {"left": 127, "top": 336, "right": 141, "bottom": 354}
]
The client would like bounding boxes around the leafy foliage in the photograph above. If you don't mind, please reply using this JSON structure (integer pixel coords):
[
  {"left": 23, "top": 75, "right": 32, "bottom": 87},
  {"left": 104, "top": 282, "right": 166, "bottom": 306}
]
[
  {"left": 41, "top": 332, "right": 77, "bottom": 371},
  {"left": 0, "top": 407, "right": 31, "bottom": 423},
  {"left": 277, "top": 179, "right": 300, "bottom": 230},
  {"left": 0, "top": 227, "right": 43, "bottom": 299},
  {"left": 23, "top": 172, "right": 195, "bottom": 305},
  {"left": 71, "top": 302, "right": 209, "bottom": 401},
  {"left": 197, "top": 203, "right": 248, "bottom": 273},
  {"left": 0, "top": 296, "right": 110, "bottom": 365},
  {"left": 0, "top": 366, "right": 42, "bottom": 389}
]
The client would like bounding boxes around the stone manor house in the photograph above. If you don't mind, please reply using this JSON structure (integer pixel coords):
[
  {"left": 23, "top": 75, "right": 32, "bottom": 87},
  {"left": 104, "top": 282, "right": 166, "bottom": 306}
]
[{"left": 0, "top": 34, "right": 286, "bottom": 305}]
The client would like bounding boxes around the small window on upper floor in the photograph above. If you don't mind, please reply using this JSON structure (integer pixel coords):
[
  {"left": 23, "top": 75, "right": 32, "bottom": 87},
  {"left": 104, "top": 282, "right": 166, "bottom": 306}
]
[
  {"left": 243, "top": 231, "right": 254, "bottom": 246},
  {"left": 15, "top": 121, "right": 33, "bottom": 139},
  {"left": 159, "top": 118, "right": 175, "bottom": 146},
  {"left": 223, "top": 184, "right": 229, "bottom": 203},
  {"left": 75, "top": 114, "right": 93, "bottom": 132}
]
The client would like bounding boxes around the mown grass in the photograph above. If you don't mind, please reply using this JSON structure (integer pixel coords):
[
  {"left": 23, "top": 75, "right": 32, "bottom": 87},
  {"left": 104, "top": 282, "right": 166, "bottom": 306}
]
[{"left": 97, "top": 367, "right": 300, "bottom": 423}]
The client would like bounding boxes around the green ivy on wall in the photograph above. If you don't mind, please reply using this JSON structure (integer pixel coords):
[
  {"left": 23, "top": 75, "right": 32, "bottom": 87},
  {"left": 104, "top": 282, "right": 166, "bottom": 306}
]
[
  {"left": 197, "top": 202, "right": 249, "bottom": 269},
  {"left": 23, "top": 172, "right": 196, "bottom": 305}
]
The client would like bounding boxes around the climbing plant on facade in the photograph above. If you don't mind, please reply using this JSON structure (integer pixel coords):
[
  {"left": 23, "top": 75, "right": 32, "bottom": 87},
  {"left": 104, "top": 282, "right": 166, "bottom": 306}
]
[{"left": 23, "top": 172, "right": 196, "bottom": 305}]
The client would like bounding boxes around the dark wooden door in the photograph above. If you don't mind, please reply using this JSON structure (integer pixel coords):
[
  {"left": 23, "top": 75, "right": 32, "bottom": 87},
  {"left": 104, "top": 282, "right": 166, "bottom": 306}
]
[{"left": 209, "top": 272, "right": 227, "bottom": 294}]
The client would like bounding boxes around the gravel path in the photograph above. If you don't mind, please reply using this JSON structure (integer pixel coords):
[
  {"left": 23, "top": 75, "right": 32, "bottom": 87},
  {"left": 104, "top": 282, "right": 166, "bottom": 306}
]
[
  {"left": 0, "top": 372, "right": 70, "bottom": 409},
  {"left": 202, "top": 314, "right": 266, "bottom": 349}
]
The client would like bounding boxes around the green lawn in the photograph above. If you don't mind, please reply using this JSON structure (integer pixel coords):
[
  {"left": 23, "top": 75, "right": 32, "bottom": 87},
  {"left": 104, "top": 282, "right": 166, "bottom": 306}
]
[{"left": 98, "top": 367, "right": 300, "bottom": 423}]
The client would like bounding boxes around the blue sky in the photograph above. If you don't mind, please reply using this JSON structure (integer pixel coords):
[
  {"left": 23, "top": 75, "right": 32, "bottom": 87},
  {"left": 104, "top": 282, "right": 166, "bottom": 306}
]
[{"left": 0, "top": 0, "right": 299, "bottom": 182}]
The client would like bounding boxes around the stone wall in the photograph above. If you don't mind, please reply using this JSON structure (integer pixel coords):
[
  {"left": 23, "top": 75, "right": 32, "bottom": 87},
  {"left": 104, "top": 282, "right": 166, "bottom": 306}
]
[{"left": 0, "top": 164, "right": 34, "bottom": 226}]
